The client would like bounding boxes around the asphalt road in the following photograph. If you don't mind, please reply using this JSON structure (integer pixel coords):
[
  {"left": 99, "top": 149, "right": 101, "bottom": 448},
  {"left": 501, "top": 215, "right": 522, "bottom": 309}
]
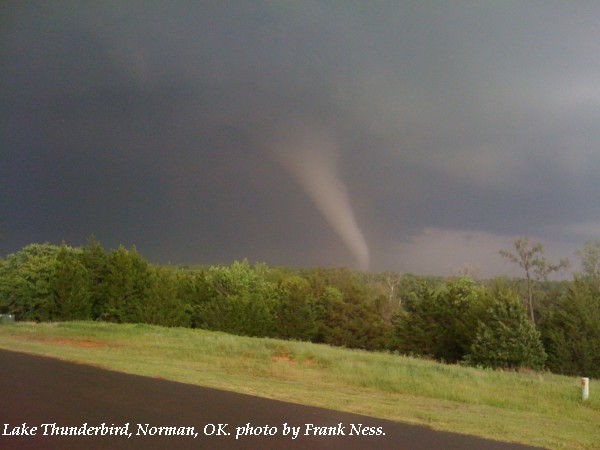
[{"left": 0, "top": 349, "right": 543, "bottom": 449}]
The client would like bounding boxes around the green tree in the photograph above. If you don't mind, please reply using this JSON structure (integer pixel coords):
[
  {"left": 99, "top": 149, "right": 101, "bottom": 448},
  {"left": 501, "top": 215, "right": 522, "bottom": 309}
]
[
  {"left": 50, "top": 245, "right": 92, "bottom": 320},
  {"left": 0, "top": 243, "right": 62, "bottom": 321},
  {"left": 307, "top": 268, "right": 392, "bottom": 350},
  {"left": 392, "top": 282, "right": 437, "bottom": 357},
  {"left": 312, "top": 285, "right": 345, "bottom": 344},
  {"left": 393, "top": 278, "right": 482, "bottom": 362},
  {"left": 175, "top": 270, "right": 212, "bottom": 328},
  {"left": 143, "top": 267, "right": 191, "bottom": 327},
  {"left": 500, "top": 236, "right": 569, "bottom": 326},
  {"left": 540, "top": 277, "right": 600, "bottom": 377},
  {"left": 102, "top": 246, "right": 152, "bottom": 323},
  {"left": 467, "top": 290, "right": 547, "bottom": 370},
  {"left": 79, "top": 236, "right": 109, "bottom": 319},
  {"left": 195, "top": 260, "right": 277, "bottom": 337},
  {"left": 276, "top": 276, "right": 318, "bottom": 341}
]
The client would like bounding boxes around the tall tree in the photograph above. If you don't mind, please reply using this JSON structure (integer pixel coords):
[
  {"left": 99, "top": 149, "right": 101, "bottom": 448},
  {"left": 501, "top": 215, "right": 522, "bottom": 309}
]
[
  {"left": 500, "top": 236, "right": 569, "bottom": 326},
  {"left": 0, "top": 243, "right": 61, "bottom": 320},
  {"left": 540, "top": 246, "right": 600, "bottom": 377},
  {"left": 196, "top": 260, "right": 277, "bottom": 337},
  {"left": 467, "top": 290, "right": 547, "bottom": 370},
  {"left": 144, "top": 267, "right": 191, "bottom": 327},
  {"left": 373, "top": 271, "right": 404, "bottom": 323},
  {"left": 50, "top": 245, "right": 92, "bottom": 320},
  {"left": 79, "top": 236, "right": 109, "bottom": 319},
  {"left": 102, "top": 246, "right": 152, "bottom": 323},
  {"left": 576, "top": 240, "right": 600, "bottom": 287},
  {"left": 276, "top": 276, "right": 318, "bottom": 341},
  {"left": 393, "top": 278, "right": 483, "bottom": 363}
]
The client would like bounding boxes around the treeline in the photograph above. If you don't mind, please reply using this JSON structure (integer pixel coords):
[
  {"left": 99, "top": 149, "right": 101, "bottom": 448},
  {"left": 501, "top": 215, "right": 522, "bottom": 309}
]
[
  {"left": 0, "top": 239, "right": 598, "bottom": 377},
  {"left": 0, "top": 240, "right": 393, "bottom": 351}
]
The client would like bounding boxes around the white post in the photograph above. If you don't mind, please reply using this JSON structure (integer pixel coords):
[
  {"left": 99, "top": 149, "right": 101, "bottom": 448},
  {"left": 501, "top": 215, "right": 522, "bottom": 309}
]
[{"left": 582, "top": 377, "right": 589, "bottom": 401}]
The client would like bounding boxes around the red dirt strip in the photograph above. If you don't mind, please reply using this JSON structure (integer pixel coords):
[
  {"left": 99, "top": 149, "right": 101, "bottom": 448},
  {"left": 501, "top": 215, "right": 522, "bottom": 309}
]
[{"left": 0, "top": 349, "right": 544, "bottom": 449}]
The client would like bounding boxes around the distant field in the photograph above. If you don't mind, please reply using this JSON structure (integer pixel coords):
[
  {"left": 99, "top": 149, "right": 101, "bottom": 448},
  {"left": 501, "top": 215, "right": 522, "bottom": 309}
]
[{"left": 0, "top": 321, "right": 598, "bottom": 449}]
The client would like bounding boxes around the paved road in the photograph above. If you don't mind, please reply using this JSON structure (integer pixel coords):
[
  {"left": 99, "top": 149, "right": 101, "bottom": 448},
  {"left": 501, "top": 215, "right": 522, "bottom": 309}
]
[{"left": 0, "top": 349, "right": 543, "bottom": 449}]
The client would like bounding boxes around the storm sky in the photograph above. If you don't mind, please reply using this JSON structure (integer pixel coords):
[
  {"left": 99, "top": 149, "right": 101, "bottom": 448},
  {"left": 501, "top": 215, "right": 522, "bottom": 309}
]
[{"left": 2, "top": 1, "right": 600, "bottom": 277}]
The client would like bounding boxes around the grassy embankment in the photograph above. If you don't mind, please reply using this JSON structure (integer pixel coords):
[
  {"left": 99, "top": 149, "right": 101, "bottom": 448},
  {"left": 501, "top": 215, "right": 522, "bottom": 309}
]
[{"left": 0, "top": 321, "right": 598, "bottom": 449}]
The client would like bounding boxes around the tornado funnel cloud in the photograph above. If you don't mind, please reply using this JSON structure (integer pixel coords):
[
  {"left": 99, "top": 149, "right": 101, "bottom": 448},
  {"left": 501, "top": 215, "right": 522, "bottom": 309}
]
[{"left": 270, "top": 129, "right": 370, "bottom": 271}]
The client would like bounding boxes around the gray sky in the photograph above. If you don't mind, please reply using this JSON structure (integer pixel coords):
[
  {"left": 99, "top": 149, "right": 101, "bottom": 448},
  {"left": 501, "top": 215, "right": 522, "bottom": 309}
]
[{"left": 2, "top": 1, "right": 599, "bottom": 277}]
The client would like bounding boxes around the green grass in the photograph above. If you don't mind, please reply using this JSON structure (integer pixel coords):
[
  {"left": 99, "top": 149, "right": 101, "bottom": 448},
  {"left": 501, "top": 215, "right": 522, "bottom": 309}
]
[{"left": 1, "top": 321, "right": 598, "bottom": 449}]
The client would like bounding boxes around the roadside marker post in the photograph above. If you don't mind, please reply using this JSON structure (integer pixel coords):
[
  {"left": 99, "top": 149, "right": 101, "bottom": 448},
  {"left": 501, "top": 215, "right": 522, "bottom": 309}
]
[{"left": 581, "top": 377, "right": 589, "bottom": 401}]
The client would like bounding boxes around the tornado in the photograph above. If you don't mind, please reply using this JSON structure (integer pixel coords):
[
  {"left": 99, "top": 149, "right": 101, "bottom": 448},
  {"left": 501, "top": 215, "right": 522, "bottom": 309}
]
[{"left": 269, "top": 127, "right": 370, "bottom": 271}]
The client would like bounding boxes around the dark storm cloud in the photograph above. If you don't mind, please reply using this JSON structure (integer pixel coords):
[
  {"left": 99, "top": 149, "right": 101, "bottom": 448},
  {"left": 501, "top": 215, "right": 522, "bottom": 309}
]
[{"left": 2, "top": 1, "right": 600, "bottom": 275}]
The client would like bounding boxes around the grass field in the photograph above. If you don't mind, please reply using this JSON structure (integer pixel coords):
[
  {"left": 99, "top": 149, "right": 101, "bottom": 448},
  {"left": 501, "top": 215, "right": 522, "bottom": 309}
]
[{"left": 0, "top": 321, "right": 598, "bottom": 449}]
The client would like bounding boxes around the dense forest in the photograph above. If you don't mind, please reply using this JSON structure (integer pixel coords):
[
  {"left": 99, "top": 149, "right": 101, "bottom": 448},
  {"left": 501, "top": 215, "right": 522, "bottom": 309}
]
[{"left": 0, "top": 237, "right": 598, "bottom": 378}]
